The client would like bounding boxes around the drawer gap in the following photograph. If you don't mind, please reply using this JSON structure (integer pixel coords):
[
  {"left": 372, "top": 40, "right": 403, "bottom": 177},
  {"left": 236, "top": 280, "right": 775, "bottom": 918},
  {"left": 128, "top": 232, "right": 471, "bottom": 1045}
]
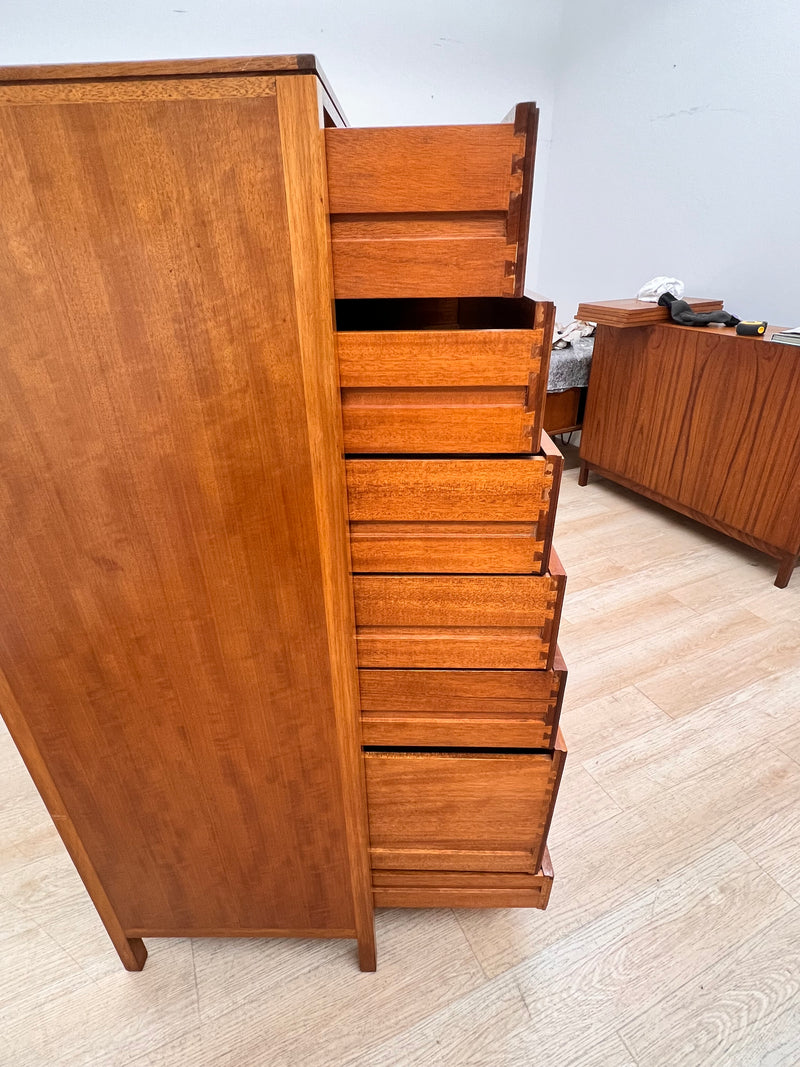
[
  {"left": 352, "top": 572, "right": 544, "bottom": 577},
  {"left": 331, "top": 211, "right": 507, "bottom": 239},
  {"left": 363, "top": 745, "right": 549, "bottom": 756},
  {"left": 335, "top": 296, "right": 539, "bottom": 332},
  {"left": 345, "top": 452, "right": 541, "bottom": 461},
  {"left": 359, "top": 666, "right": 552, "bottom": 672}
]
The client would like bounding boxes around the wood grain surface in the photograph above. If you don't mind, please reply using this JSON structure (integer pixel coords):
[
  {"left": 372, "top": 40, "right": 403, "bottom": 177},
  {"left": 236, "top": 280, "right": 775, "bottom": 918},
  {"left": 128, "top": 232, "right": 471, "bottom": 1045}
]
[
  {"left": 274, "top": 75, "right": 375, "bottom": 970},
  {"left": 337, "top": 328, "right": 542, "bottom": 388},
  {"left": 576, "top": 296, "right": 724, "bottom": 328},
  {"left": 327, "top": 125, "right": 523, "bottom": 214},
  {"left": 0, "top": 71, "right": 370, "bottom": 958},
  {"left": 359, "top": 650, "right": 567, "bottom": 748},
  {"left": 326, "top": 106, "right": 538, "bottom": 298},
  {"left": 337, "top": 296, "right": 549, "bottom": 452},
  {"left": 0, "top": 668, "right": 148, "bottom": 971},
  {"left": 346, "top": 455, "right": 559, "bottom": 573},
  {"left": 342, "top": 386, "right": 536, "bottom": 454},
  {"left": 0, "top": 54, "right": 315, "bottom": 81},
  {"left": 544, "top": 386, "right": 585, "bottom": 436},
  {"left": 346, "top": 457, "right": 554, "bottom": 521},
  {"left": 365, "top": 733, "right": 566, "bottom": 873},
  {"left": 330, "top": 236, "right": 515, "bottom": 300},
  {"left": 0, "top": 54, "right": 348, "bottom": 127},
  {"left": 579, "top": 322, "right": 800, "bottom": 585},
  {"left": 353, "top": 561, "right": 565, "bottom": 669},
  {"left": 349, "top": 521, "right": 549, "bottom": 575},
  {"left": 372, "top": 852, "right": 553, "bottom": 909}
]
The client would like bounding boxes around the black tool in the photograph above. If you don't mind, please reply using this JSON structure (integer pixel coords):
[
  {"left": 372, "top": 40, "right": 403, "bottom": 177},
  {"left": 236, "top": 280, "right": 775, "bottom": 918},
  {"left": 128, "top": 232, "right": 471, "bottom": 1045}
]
[
  {"left": 658, "top": 291, "right": 741, "bottom": 327},
  {"left": 736, "top": 320, "right": 768, "bottom": 337}
]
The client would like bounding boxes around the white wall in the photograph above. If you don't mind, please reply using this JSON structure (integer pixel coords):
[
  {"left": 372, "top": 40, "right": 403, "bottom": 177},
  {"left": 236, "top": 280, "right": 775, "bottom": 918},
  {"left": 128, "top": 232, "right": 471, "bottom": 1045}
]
[
  {"left": 3, "top": 1, "right": 798, "bottom": 324},
  {"left": 0, "top": 0, "right": 562, "bottom": 283},
  {"left": 537, "top": 0, "right": 800, "bottom": 325}
]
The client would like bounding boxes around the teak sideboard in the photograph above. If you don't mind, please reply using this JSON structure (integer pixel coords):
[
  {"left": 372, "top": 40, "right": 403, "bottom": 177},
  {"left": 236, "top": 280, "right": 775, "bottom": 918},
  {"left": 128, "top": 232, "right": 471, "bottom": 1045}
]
[
  {"left": 577, "top": 299, "right": 800, "bottom": 588},
  {"left": 0, "top": 55, "right": 567, "bottom": 971}
]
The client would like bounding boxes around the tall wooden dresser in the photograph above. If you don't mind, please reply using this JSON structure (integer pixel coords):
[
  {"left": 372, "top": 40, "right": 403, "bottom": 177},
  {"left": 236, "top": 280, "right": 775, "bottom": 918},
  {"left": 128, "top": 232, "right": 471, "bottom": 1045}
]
[{"left": 0, "top": 55, "right": 567, "bottom": 971}]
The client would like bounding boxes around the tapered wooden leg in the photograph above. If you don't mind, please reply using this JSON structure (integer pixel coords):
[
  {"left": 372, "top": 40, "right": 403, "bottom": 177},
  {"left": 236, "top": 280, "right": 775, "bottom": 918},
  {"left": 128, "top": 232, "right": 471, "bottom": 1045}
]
[
  {"left": 775, "top": 554, "right": 797, "bottom": 589},
  {"left": 115, "top": 936, "right": 148, "bottom": 971},
  {"left": 357, "top": 929, "right": 377, "bottom": 972},
  {"left": 0, "top": 669, "right": 148, "bottom": 971},
  {"left": 577, "top": 461, "right": 590, "bottom": 487}
]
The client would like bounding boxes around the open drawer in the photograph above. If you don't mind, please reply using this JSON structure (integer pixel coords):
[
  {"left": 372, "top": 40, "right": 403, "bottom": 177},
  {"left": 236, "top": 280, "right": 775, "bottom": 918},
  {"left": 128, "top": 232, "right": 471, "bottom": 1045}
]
[
  {"left": 359, "top": 649, "right": 567, "bottom": 749},
  {"left": 346, "top": 434, "right": 562, "bottom": 573},
  {"left": 353, "top": 551, "right": 566, "bottom": 670},
  {"left": 373, "top": 851, "right": 554, "bottom": 909},
  {"left": 337, "top": 296, "right": 553, "bottom": 454},
  {"left": 365, "top": 734, "right": 566, "bottom": 874},
  {"left": 325, "top": 103, "right": 538, "bottom": 299}
]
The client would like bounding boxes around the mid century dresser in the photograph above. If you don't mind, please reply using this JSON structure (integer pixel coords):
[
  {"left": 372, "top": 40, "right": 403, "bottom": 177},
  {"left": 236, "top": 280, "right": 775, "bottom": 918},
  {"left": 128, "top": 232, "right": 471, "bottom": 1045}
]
[{"left": 0, "top": 55, "right": 567, "bottom": 971}]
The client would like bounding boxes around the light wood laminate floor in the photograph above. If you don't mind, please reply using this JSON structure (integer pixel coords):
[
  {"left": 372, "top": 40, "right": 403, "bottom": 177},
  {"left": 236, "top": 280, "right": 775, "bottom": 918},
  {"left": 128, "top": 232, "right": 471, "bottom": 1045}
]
[{"left": 1, "top": 442, "right": 798, "bottom": 1066}]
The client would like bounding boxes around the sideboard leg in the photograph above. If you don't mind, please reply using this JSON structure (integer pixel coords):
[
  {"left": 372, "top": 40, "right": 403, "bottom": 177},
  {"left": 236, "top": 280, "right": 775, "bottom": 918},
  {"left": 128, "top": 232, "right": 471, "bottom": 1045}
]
[
  {"left": 775, "top": 554, "right": 797, "bottom": 589},
  {"left": 577, "top": 461, "right": 590, "bottom": 487}
]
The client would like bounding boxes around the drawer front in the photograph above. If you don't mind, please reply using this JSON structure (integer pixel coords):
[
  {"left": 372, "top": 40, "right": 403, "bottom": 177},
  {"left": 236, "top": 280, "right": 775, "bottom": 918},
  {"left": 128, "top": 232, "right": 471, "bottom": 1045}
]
[
  {"left": 353, "top": 561, "right": 565, "bottom": 669},
  {"left": 347, "top": 451, "right": 561, "bottom": 574},
  {"left": 365, "top": 739, "right": 566, "bottom": 873},
  {"left": 359, "top": 653, "right": 567, "bottom": 748},
  {"left": 337, "top": 296, "right": 552, "bottom": 455},
  {"left": 372, "top": 851, "right": 553, "bottom": 909},
  {"left": 338, "top": 326, "right": 544, "bottom": 390},
  {"left": 544, "top": 386, "right": 585, "bottom": 436},
  {"left": 326, "top": 103, "right": 538, "bottom": 299},
  {"left": 342, "top": 385, "right": 533, "bottom": 454}
]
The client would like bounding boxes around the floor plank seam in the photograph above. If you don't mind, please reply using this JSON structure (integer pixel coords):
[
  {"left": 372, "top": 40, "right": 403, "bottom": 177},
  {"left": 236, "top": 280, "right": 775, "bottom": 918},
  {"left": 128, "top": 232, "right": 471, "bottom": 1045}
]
[
  {"left": 190, "top": 938, "right": 202, "bottom": 1025},
  {"left": 452, "top": 908, "right": 490, "bottom": 981},
  {"left": 616, "top": 1025, "right": 640, "bottom": 1066},
  {"left": 734, "top": 844, "right": 800, "bottom": 907},
  {"left": 511, "top": 972, "right": 533, "bottom": 1025},
  {"left": 607, "top": 735, "right": 795, "bottom": 821},
  {"left": 777, "top": 745, "right": 800, "bottom": 772},
  {"left": 575, "top": 762, "right": 631, "bottom": 810}
]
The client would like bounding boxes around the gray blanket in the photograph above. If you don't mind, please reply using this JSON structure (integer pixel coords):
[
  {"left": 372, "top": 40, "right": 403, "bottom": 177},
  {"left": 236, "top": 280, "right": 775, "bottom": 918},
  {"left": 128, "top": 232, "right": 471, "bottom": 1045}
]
[{"left": 547, "top": 336, "right": 594, "bottom": 392}]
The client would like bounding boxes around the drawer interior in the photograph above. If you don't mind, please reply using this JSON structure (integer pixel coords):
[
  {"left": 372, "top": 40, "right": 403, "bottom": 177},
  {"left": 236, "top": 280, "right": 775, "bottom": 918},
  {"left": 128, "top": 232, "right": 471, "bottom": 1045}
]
[{"left": 336, "top": 296, "right": 541, "bottom": 333}]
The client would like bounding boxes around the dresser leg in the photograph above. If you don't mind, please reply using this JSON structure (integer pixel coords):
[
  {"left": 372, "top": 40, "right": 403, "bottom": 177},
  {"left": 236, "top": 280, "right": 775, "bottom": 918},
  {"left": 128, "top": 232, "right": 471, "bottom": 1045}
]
[
  {"left": 775, "top": 554, "right": 798, "bottom": 589},
  {"left": 116, "top": 936, "right": 148, "bottom": 971},
  {"left": 577, "top": 461, "right": 590, "bottom": 487},
  {"left": 357, "top": 929, "right": 377, "bottom": 972}
]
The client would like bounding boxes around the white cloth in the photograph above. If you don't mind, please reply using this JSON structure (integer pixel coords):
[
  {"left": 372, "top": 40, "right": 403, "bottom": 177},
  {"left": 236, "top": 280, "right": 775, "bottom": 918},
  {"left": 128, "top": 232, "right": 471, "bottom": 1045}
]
[
  {"left": 553, "top": 319, "right": 595, "bottom": 349},
  {"left": 636, "top": 276, "right": 684, "bottom": 302}
]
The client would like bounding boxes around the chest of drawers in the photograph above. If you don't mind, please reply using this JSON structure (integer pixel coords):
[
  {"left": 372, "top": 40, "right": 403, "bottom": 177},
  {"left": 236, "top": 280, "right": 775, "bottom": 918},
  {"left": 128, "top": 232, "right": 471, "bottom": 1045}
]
[{"left": 0, "top": 54, "right": 568, "bottom": 970}]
